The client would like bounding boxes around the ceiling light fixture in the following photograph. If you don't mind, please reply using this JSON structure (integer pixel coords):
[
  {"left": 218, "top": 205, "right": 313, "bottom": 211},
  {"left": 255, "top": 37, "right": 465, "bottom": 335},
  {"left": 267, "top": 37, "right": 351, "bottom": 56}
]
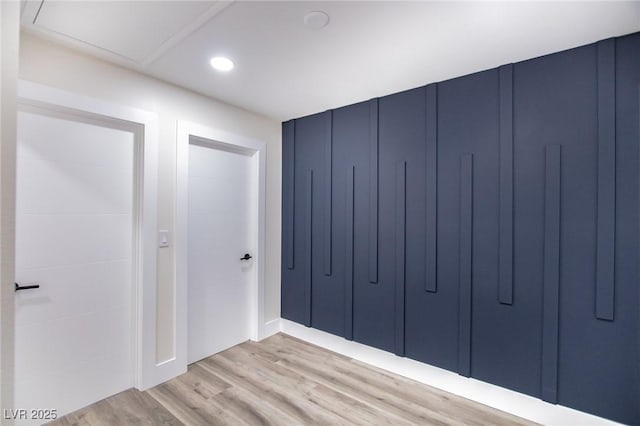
[
  {"left": 304, "top": 11, "right": 330, "bottom": 30},
  {"left": 210, "top": 56, "right": 234, "bottom": 72}
]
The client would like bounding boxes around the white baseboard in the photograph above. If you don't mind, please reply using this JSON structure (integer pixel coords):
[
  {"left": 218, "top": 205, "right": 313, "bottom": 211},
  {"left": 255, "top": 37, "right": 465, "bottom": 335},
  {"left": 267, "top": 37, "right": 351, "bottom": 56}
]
[
  {"left": 260, "top": 318, "right": 282, "bottom": 340},
  {"left": 277, "top": 318, "right": 619, "bottom": 426},
  {"left": 138, "top": 356, "right": 187, "bottom": 391}
]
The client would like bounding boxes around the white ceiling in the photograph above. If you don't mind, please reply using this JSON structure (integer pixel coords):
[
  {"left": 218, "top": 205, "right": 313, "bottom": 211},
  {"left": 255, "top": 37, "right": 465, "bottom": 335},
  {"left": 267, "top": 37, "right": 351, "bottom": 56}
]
[{"left": 21, "top": 1, "right": 640, "bottom": 121}]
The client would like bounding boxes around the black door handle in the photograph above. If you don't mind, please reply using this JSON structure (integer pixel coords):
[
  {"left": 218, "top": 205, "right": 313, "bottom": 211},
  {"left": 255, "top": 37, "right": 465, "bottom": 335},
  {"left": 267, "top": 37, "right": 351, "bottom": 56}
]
[
  {"left": 240, "top": 253, "right": 253, "bottom": 261},
  {"left": 15, "top": 282, "right": 40, "bottom": 292}
]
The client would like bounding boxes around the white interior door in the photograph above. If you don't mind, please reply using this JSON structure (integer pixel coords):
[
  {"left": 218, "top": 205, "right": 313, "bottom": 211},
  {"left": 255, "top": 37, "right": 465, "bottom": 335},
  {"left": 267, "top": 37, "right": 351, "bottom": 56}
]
[
  {"left": 187, "top": 142, "right": 255, "bottom": 364},
  {"left": 14, "top": 109, "right": 136, "bottom": 422}
]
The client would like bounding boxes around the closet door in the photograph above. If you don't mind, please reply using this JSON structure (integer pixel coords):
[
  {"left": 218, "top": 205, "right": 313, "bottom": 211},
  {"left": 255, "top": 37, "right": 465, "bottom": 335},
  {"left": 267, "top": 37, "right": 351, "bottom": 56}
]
[
  {"left": 397, "top": 83, "right": 460, "bottom": 369},
  {"left": 281, "top": 119, "right": 306, "bottom": 324},
  {"left": 373, "top": 87, "right": 426, "bottom": 355},
  {"left": 332, "top": 101, "right": 371, "bottom": 340},
  {"left": 432, "top": 70, "right": 506, "bottom": 377},
  {"left": 512, "top": 43, "right": 598, "bottom": 406},
  {"left": 603, "top": 32, "right": 640, "bottom": 426},
  {"left": 528, "top": 36, "right": 639, "bottom": 425},
  {"left": 281, "top": 111, "right": 343, "bottom": 333},
  {"left": 451, "top": 65, "right": 545, "bottom": 396},
  {"left": 305, "top": 111, "right": 344, "bottom": 336},
  {"left": 281, "top": 113, "right": 328, "bottom": 327},
  {"left": 509, "top": 36, "right": 640, "bottom": 424}
]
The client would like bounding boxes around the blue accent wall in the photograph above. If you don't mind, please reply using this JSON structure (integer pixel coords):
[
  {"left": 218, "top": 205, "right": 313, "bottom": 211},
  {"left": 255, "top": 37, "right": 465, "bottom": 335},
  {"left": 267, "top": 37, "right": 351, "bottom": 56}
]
[{"left": 281, "top": 32, "right": 640, "bottom": 425}]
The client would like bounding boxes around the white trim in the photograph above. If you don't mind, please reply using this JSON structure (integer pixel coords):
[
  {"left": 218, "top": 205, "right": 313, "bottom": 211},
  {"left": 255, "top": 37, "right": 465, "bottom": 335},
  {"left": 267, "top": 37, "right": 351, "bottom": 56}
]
[
  {"left": 176, "top": 120, "right": 267, "bottom": 373},
  {"left": 279, "top": 319, "right": 621, "bottom": 426},
  {"left": 20, "top": 1, "right": 233, "bottom": 69},
  {"left": 261, "top": 318, "right": 281, "bottom": 340},
  {"left": 17, "top": 80, "right": 161, "bottom": 391},
  {"left": 140, "top": 1, "right": 233, "bottom": 67}
]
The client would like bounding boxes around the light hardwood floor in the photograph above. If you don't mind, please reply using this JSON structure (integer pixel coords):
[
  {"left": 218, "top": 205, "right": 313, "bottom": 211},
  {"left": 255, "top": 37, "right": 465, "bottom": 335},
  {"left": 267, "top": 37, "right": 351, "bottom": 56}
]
[{"left": 50, "top": 333, "right": 537, "bottom": 426}]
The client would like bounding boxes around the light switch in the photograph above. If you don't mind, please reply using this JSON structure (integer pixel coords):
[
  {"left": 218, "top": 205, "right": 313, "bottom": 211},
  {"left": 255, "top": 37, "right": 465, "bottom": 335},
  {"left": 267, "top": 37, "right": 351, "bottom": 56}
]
[{"left": 159, "top": 230, "right": 170, "bottom": 248}]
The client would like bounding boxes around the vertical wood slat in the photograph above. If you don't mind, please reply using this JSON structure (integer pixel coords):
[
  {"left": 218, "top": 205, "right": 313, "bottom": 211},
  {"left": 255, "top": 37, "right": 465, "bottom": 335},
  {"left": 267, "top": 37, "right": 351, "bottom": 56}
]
[
  {"left": 595, "top": 39, "right": 616, "bottom": 321},
  {"left": 499, "top": 64, "right": 514, "bottom": 305},
  {"left": 458, "top": 154, "right": 473, "bottom": 377},
  {"left": 425, "top": 84, "right": 438, "bottom": 293},
  {"left": 542, "top": 145, "right": 561, "bottom": 403},
  {"left": 284, "top": 120, "right": 296, "bottom": 270},
  {"left": 324, "top": 111, "right": 333, "bottom": 276},
  {"left": 369, "top": 99, "right": 379, "bottom": 283},
  {"left": 305, "top": 170, "right": 314, "bottom": 327},
  {"left": 395, "top": 161, "right": 407, "bottom": 356},
  {"left": 345, "top": 166, "right": 355, "bottom": 340}
]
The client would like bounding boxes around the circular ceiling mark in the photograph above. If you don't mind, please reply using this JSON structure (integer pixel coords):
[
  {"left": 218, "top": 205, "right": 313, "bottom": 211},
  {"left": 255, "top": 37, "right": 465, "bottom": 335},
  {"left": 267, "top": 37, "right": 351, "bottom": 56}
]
[{"left": 304, "top": 11, "right": 330, "bottom": 30}]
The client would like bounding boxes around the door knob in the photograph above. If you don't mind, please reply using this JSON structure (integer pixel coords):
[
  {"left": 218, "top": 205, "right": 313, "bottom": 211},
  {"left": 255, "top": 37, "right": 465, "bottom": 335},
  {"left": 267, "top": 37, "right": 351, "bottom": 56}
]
[
  {"left": 15, "top": 282, "right": 40, "bottom": 292},
  {"left": 240, "top": 253, "right": 253, "bottom": 261}
]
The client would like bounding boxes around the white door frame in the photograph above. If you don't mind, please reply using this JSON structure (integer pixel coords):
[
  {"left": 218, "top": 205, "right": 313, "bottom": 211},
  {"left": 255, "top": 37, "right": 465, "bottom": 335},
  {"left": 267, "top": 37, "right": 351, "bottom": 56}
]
[
  {"left": 176, "top": 120, "right": 267, "bottom": 370},
  {"left": 15, "top": 80, "right": 161, "bottom": 391}
]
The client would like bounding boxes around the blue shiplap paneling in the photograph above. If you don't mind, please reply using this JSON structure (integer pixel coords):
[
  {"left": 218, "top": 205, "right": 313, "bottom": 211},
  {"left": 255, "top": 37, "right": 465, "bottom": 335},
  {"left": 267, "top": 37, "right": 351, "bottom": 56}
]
[
  {"left": 382, "top": 88, "right": 426, "bottom": 356},
  {"left": 439, "top": 70, "right": 502, "bottom": 381},
  {"left": 556, "top": 32, "right": 639, "bottom": 425},
  {"left": 293, "top": 112, "right": 344, "bottom": 336},
  {"left": 365, "top": 90, "right": 424, "bottom": 353},
  {"left": 281, "top": 31, "right": 640, "bottom": 426},
  {"left": 333, "top": 101, "right": 374, "bottom": 346},
  {"left": 280, "top": 119, "right": 306, "bottom": 325}
]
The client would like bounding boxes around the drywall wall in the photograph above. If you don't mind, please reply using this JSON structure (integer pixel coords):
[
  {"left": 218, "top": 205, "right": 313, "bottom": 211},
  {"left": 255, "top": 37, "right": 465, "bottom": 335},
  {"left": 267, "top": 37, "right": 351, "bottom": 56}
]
[
  {"left": 0, "top": 0, "right": 20, "bottom": 417},
  {"left": 19, "top": 32, "right": 282, "bottom": 363}
]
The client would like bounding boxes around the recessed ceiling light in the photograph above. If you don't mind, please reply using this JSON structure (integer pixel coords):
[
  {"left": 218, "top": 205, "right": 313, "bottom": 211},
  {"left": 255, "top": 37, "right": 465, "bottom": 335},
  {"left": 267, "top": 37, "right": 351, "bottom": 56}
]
[
  {"left": 304, "top": 11, "right": 330, "bottom": 30},
  {"left": 210, "top": 56, "right": 234, "bottom": 72}
]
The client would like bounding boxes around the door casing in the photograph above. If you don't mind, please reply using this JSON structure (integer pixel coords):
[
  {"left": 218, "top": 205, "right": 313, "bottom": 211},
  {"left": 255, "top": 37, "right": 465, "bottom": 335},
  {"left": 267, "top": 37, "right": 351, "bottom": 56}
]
[
  {"left": 14, "top": 81, "right": 162, "bottom": 391},
  {"left": 176, "top": 120, "right": 267, "bottom": 372}
]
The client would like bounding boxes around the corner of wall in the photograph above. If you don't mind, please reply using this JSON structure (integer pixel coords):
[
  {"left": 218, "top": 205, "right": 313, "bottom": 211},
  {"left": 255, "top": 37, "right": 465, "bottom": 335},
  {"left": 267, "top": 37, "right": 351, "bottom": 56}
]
[{"left": 0, "top": 0, "right": 20, "bottom": 417}]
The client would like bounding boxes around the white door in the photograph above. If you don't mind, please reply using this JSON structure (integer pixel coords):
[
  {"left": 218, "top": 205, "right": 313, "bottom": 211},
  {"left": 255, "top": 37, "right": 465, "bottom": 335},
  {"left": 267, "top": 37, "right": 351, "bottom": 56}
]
[
  {"left": 14, "top": 110, "right": 136, "bottom": 422},
  {"left": 187, "top": 142, "right": 254, "bottom": 364}
]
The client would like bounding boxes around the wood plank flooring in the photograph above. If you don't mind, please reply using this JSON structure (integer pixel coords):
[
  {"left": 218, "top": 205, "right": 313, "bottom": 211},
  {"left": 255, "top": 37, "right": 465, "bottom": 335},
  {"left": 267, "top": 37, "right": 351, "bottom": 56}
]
[{"left": 49, "top": 333, "right": 536, "bottom": 426}]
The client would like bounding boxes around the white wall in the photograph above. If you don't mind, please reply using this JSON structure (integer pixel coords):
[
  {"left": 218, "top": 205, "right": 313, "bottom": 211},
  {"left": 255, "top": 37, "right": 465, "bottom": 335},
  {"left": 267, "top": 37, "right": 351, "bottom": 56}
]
[
  {"left": 18, "top": 32, "right": 282, "bottom": 363},
  {"left": 1, "top": 0, "right": 20, "bottom": 418}
]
